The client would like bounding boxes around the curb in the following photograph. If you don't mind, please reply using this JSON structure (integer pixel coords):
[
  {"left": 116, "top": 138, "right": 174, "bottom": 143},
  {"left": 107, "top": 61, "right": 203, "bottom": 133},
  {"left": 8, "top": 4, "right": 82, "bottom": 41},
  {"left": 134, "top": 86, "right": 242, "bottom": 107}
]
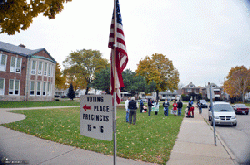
[{"left": 199, "top": 113, "right": 236, "bottom": 162}]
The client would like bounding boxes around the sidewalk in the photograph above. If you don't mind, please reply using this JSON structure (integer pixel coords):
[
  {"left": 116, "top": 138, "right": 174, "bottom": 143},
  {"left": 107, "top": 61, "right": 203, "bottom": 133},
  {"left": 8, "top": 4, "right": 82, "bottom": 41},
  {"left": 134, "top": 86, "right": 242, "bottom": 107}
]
[
  {"left": 0, "top": 107, "right": 154, "bottom": 165},
  {"left": 166, "top": 107, "right": 236, "bottom": 165}
]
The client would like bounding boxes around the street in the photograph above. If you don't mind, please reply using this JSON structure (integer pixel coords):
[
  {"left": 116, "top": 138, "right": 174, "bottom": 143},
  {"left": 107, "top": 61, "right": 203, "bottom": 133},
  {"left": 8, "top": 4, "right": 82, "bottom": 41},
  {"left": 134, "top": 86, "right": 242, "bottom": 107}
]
[{"left": 201, "top": 106, "right": 250, "bottom": 164}]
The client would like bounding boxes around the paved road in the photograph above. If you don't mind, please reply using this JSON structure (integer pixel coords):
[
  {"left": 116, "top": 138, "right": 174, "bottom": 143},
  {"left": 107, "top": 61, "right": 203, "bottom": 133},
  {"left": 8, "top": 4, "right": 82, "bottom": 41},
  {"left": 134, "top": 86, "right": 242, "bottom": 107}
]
[{"left": 201, "top": 107, "right": 250, "bottom": 164}]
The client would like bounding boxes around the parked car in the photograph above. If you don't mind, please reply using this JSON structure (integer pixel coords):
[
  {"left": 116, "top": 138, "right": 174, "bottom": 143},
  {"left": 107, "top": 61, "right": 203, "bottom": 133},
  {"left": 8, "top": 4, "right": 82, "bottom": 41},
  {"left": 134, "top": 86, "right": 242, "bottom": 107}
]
[
  {"left": 139, "top": 98, "right": 147, "bottom": 102},
  {"left": 200, "top": 100, "right": 208, "bottom": 108},
  {"left": 208, "top": 102, "right": 237, "bottom": 126},
  {"left": 232, "top": 104, "right": 249, "bottom": 115}
]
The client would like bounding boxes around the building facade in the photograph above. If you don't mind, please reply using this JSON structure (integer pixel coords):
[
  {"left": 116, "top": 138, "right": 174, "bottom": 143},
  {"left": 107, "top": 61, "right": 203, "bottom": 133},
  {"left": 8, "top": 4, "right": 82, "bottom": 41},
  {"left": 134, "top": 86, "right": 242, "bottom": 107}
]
[
  {"left": 181, "top": 82, "right": 222, "bottom": 101},
  {"left": 204, "top": 83, "right": 222, "bottom": 101},
  {"left": 0, "top": 41, "right": 56, "bottom": 101},
  {"left": 181, "top": 82, "right": 200, "bottom": 96}
]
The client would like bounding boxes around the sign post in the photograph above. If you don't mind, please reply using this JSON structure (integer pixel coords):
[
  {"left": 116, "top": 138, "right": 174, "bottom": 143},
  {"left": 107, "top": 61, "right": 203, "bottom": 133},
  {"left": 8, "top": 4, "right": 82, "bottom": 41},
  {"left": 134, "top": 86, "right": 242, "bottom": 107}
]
[
  {"left": 80, "top": 95, "right": 113, "bottom": 141},
  {"left": 208, "top": 82, "right": 216, "bottom": 146}
]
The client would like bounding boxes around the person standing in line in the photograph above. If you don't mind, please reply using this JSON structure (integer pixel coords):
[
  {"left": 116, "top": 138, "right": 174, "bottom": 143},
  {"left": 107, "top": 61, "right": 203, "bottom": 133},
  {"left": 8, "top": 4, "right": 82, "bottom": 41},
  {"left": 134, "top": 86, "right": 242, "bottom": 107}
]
[
  {"left": 173, "top": 100, "right": 178, "bottom": 116},
  {"left": 128, "top": 97, "right": 138, "bottom": 125},
  {"left": 125, "top": 97, "right": 130, "bottom": 122},
  {"left": 140, "top": 99, "right": 144, "bottom": 113},
  {"left": 189, "top": 99, "right": 193, "bottom": 107},
  {"left": 148, "top": 98, "right": 153, "bottom": 116},
  {"left": 197, "top": 100, "right": 202, "bottom": 114},
  {"left": 154, "top": 99, "right": 159, "bottom": 115},
  {"left": 177, "top": 99, "right": 183, "bottom": 116},
  {"left": 163, "top": 99, "right": 170, "bottom": 116}
]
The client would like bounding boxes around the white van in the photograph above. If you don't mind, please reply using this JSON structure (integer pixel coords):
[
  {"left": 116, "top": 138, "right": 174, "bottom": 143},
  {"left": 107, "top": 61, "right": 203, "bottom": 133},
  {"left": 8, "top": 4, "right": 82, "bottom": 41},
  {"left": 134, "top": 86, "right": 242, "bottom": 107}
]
[{"left": 208, "top": 102, "right": 237, "bottom": 126}]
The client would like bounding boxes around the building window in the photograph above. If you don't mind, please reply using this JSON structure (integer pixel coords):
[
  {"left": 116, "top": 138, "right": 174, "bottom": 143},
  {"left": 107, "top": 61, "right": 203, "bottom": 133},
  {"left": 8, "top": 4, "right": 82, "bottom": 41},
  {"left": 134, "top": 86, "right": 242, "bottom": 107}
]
[
  {"left": 48, "top": 64, "right": 51, "bottom": 77},
  {"left": 9, "top": 79, "right": 20, "bottom": 95},
  {"left": 0, "top": 78, "right": 5, "bottom": 95},
  {"left": 43, "top": 82, "right": 46, "bottom": 96},
  {"left": 30, "top": 81, "right": 35, "bottom": 96},
  {"left": 47, "top": 82, "right": 50, "bottom": 96},
  {"left": 50, "top": 64, "right": 53, "bottom": 77},
  {"left": 0, "top": 54, "right": 7, "bottom": 72},
  {"left": 10, "top": 57, "right": 22, "bottom": 73},
  {"left": 31, "top": 60, "right": 36, "bottom": 75},
  {"left": 44, "top": 63, "right": 47, "bottom": 76},
  {"left": 38, "top": 62, "right": 43, "bottom": 75},
  {"left": 37, "top": 82, "right": 41, "bottom": 96}
]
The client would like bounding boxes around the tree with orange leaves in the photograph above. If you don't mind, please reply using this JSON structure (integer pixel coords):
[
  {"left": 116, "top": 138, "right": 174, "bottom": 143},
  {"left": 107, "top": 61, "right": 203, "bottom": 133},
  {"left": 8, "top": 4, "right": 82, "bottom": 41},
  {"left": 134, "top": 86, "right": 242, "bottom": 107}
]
[
  {"left": 224, "top": 66, "right": 250, "bottom": 102},
  {"left": 0, "top": 0, "right": 72, "bottom": 35}
]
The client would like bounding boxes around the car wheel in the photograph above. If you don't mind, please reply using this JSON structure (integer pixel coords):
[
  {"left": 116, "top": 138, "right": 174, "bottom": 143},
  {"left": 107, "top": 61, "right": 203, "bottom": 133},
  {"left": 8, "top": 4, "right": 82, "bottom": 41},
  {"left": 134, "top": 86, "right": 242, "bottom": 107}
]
[
  {"left": 233, "top": 123, "right": 237, "bottom": 126},
  {"left": 209, "top": 116, "right": 211, "bottom": 121},
  {"left": 210, "top": 120, "right": 213, "bottom": 126},
  {"left": 246, "top": 112, "right": 249, "bottom": 115}
]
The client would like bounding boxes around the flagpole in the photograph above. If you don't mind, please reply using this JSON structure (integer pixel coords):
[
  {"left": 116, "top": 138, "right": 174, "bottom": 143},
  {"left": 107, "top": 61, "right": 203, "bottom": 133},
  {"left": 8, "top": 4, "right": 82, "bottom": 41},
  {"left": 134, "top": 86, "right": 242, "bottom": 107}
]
[{"left": 113, "top": 0, "right": 117, "bottom": 165}]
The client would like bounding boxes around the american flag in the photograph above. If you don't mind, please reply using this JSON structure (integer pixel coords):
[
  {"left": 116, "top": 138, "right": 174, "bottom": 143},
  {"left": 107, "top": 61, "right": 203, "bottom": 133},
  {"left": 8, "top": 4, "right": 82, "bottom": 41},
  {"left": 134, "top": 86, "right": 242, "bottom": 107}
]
[{"left": 108, "top": 0, "right": 128, "bottom": 104}]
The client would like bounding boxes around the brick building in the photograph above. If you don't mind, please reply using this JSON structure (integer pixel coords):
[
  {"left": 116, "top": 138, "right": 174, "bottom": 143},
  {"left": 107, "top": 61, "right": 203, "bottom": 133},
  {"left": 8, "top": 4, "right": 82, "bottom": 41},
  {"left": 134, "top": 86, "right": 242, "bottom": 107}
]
[
  {"left": 181, "top": 82, "right": 200, "bottom": 95},
  {"left": 0, "top": 41, "right": 56, "bottom": 101},
  {"left": 181, "top": 82, "right": 222, "bottom": 100}
]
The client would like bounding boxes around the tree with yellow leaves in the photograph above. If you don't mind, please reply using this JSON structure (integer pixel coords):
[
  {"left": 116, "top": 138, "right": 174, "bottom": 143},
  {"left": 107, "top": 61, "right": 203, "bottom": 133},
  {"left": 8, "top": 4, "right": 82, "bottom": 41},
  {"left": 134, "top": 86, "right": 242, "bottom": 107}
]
[
  {"left": 55, "top": 63, "right": 66, "bottom": 89},
  {"left": 136, "top": 53, "right": 180, "bottom": 99},
  {"left": 0, "top": 0, "right": 72, "bottom": 35},
  {"left": 224, "top": 66, "right": 250, "bottom": 102},
  {"left": 63, "top": 49, "right": 109, "bottom": 95}
]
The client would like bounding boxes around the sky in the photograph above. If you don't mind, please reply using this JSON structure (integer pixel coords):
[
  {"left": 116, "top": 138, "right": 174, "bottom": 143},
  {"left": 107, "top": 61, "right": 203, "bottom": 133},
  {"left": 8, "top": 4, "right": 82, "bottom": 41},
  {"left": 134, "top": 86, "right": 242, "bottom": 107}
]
[{"left": 1, "top": 0, "right": 250, "bottom": 88}]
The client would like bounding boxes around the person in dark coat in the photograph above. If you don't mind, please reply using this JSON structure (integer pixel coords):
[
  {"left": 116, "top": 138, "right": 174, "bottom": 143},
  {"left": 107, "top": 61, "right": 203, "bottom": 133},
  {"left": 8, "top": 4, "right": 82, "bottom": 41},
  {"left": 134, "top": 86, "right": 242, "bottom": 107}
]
[
  {"left": 140, "top": 99, "right": 144, "bottom": 113},
  {"left": 177, "top": 100, "right": 183, "bottom": 116},
  {"left": 148, "top": 98, "right": 153, "bottom": 116},
  {"left": 163, "top": 99, "right": 170, "bottom": 116},
  {"left": 128, "top": 97, "right": 138, "bottom": 125},
  {"left": 197, "top": 100, "right": 202, "bottom": 114}
]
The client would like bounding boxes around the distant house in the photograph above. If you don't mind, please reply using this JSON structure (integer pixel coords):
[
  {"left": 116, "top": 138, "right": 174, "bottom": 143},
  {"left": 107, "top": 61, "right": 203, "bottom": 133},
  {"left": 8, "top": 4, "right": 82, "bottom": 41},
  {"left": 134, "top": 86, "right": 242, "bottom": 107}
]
[
  {"left": 159, "top": 91, "right": 180, "bottom": 101},
  {"left": 181, "top": 82, "right": 223, "bottom": 101},
  {"left": 0, "top": 41, "right": 56, "bottom": 101},
  {"left": 181, "top": 82, "right": 200, "bottom": 96},
  {"left": 204, "top": 83, "right": 222, "bottom": 101}
]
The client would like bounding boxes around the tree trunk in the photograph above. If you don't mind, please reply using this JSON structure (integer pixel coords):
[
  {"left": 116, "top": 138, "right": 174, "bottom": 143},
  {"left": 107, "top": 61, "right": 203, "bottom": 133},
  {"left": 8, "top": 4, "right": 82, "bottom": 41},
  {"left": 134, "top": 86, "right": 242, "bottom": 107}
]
[
  {"left": 242, "top": 92, "right": 245, "bottom": 103},
  {"left": 156, "top": 90, "right": 159, "bottom": 103},
  {"left": 85, "top": 86, "right": 89, "bottom": 95}
]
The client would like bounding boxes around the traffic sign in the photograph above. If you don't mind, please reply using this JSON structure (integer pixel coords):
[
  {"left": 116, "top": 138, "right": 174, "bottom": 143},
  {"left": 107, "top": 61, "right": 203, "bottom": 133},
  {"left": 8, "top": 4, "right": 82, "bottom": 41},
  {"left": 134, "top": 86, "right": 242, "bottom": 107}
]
[
  {"left": 80, "top": 95, "right": 113, "bottom": 141},
  {"left": 206, "top": 87, "right": 215, "bottom": 99}
]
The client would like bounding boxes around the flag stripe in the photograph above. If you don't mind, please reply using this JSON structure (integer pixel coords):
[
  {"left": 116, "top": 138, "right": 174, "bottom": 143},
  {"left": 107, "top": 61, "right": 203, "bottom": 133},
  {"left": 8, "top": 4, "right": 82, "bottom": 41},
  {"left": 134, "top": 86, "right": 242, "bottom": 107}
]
[{"left": 109, "top": 0, "right": 128, "bottom": 104}]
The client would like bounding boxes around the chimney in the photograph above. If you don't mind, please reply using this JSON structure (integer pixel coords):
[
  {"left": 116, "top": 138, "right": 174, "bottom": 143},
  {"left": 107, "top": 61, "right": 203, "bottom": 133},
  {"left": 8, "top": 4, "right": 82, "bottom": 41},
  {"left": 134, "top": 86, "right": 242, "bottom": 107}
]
[{"left": 19, "top": 44, "right": 25, "bottom": 48}]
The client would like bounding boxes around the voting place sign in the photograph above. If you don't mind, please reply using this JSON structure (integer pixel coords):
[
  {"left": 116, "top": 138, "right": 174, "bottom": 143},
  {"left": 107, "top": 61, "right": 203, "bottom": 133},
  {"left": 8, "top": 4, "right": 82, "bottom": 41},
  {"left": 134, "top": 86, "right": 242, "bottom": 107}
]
[{"left": 80, "top": 95, "right": 113, "bottom": 141}]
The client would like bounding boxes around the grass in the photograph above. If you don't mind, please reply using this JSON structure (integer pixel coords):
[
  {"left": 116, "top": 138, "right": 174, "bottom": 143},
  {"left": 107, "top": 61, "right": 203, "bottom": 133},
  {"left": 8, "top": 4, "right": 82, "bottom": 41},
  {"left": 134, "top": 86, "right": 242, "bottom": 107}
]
[
  {"left": 1, "top": 105, "right": 185, "bottom": 164},
  {"left": 0, "top": 101, "right": 80, "bottom": 108}
]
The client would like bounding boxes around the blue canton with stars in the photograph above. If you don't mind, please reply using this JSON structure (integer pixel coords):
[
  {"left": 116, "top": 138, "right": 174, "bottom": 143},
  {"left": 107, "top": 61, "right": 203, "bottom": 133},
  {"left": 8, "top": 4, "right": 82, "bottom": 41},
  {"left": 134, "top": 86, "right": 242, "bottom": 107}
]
[{"left": 112, "top": 0, "right": 123, "bottom": 25}]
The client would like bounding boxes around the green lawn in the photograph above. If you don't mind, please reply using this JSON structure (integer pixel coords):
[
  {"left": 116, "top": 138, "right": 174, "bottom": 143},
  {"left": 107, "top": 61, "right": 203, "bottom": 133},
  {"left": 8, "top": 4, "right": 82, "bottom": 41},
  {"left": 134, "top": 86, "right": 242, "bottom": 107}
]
[
  {"left": 0, "top": 101, "right": 80, "bottom": 108},
  {"left": 1, "top": 105, "right": 185, "bottom": 164}
]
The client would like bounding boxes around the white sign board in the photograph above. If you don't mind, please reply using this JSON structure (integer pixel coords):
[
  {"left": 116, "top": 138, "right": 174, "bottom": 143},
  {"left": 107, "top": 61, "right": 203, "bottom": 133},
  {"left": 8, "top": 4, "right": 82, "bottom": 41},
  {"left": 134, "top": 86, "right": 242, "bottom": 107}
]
[
  {"left": 80, "top": 95, "right": 113, "bottom": 141},
  {"left": 206, "top": 87, "right": 215, "bottom": 99}
]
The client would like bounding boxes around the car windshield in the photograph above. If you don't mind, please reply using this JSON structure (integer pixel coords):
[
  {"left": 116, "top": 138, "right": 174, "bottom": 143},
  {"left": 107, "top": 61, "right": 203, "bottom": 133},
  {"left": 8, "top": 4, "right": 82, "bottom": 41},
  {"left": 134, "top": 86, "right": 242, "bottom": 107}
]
[
  {"left": 200, "top": 100, "right": 206, "bottom": 103},
  {"left": 213, "top": 104, "right": 234, "bottom": 112}
]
